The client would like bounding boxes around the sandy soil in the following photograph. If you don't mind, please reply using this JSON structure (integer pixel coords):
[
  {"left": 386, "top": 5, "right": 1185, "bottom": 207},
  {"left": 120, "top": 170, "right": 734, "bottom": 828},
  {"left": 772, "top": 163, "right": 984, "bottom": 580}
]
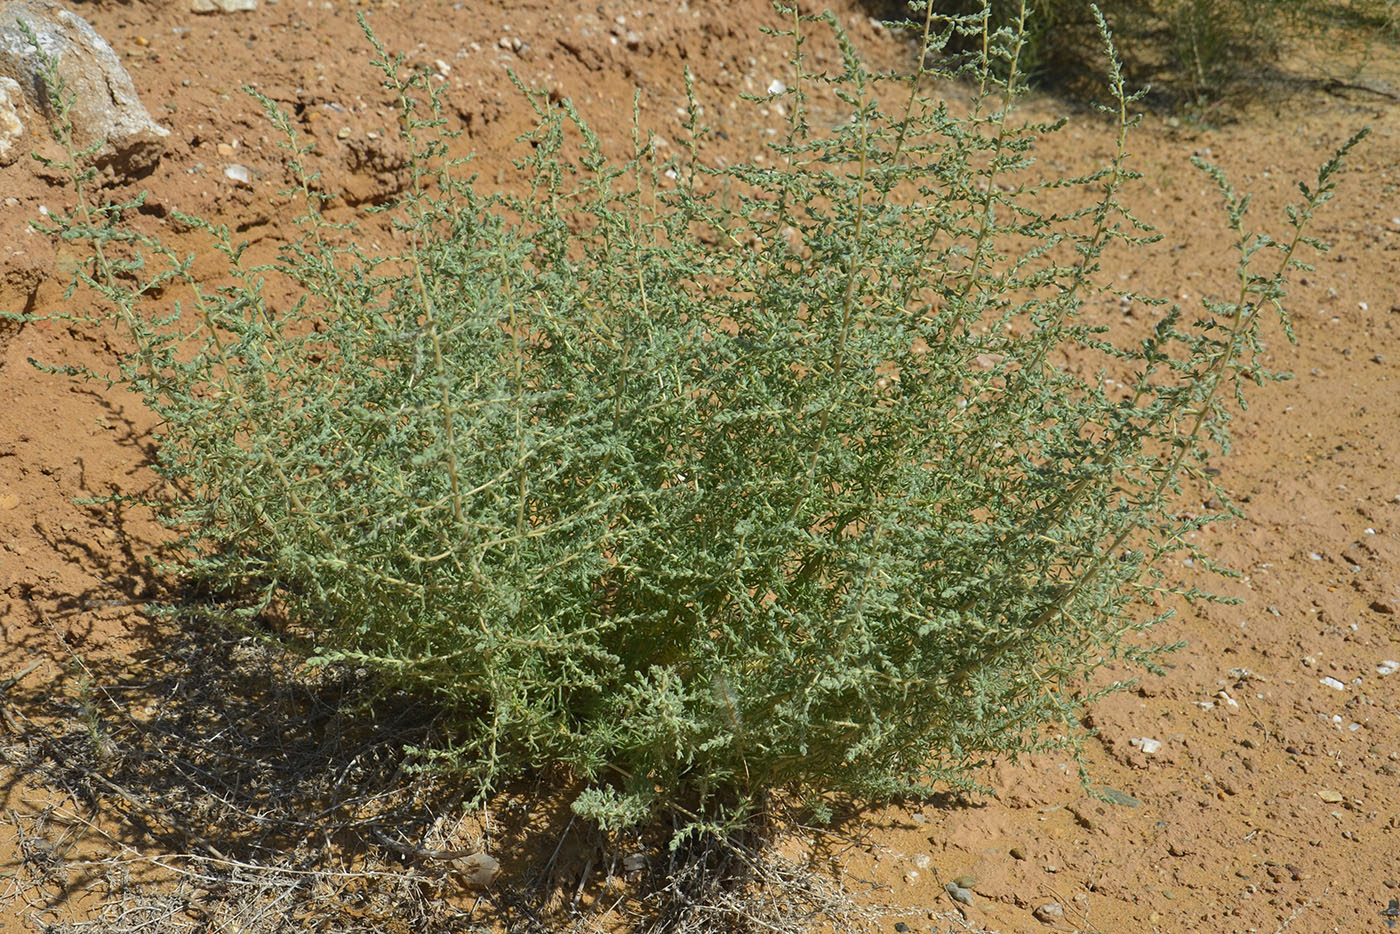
[{"left": 2, "top": 2, "right": 1398, "bottom": 932}]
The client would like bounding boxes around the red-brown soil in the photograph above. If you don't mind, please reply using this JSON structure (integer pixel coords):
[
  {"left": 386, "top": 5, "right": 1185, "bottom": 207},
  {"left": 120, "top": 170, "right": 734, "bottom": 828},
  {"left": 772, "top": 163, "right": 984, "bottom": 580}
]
[{"left": 2, "top": 2, "right": 1398, "bottom": 932}]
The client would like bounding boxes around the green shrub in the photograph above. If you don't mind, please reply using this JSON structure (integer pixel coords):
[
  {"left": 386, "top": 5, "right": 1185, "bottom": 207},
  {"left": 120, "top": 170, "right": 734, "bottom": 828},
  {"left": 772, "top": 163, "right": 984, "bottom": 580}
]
[
  {"left": 28, "top": 6, "right": 1363, "bottom": 830},
  {"left": 887, "top": 0, "right": 1399, "bottom": 103}
]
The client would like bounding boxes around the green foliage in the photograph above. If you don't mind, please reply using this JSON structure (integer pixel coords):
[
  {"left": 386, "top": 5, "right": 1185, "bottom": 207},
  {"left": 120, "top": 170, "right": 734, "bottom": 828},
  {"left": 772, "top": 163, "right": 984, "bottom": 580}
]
[
  {"left": 890, "top": 0, "right": 1399, "bottom": 103},
  {"left": 30, "top": 5, "right": 1363, "bottom": 829}
]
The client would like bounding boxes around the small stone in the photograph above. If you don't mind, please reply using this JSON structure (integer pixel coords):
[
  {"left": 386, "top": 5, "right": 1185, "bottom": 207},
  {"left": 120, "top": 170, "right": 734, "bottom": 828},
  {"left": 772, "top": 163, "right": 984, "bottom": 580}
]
[
  {"left": 190, "top": 0, "right": 258, "bottom": 10},
  {"left": 951, "top": 874, "right": 977, "bottom": 888},
  {"left": 913, "top": 853, "right": 931, "bottom": 869},
  {"left": 1378, "top": 660, "right": 1399, "bottom": 676},
  {"left": 1240, "top": 737, "right": 1258, "bottom": 749},
  {"left": 337, "top": 126, "right": 351, "bottom": 140},
  {"left": 216, "top": 142, "right": 234, "bottom": 156},
  {"left": 623, "top": 852, "right": 646, "bottom": 872},
  {"left": 449, "top": 851, "right": 500, "bottom": 888},
  {"left": 1033, "top": 902, "right": 1065, "bottom": 924},
  {"left": 1317, "top": 789, "right": 1344, "bottom": 803},
  {"left": 894, "top": 924, "right": 910, "bottom": 933},
  {"left": 1009, "top": 846, "right": 1027, "bottom": 860},
  {"left": 1132, "top": 737, "right": 1163, "bottom": 755},
  {"left": 223, "top": 163, "right": 252, "bottom": 186},
  {"left": 944, "top": 882, "right": 974, "bottom": 906},
  {"left": 1320, "top": 676, "right": 1347, "bottom": 690}
]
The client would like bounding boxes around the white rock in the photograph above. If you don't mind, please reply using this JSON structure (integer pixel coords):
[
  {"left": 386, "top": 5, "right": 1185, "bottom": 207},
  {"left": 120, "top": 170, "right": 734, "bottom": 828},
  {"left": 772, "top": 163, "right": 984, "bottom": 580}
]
[
  {"left": 1131, "top": 737, "right": 1162, "bottom": 755},
  {"left": 190, "top": 0, "right": 258, "bottom": 11},
  {"left": 1319, "top": 676, "right": 1346, "bottom": 691},
  {"left": 223, "top": 162, "right": 251, "bottom": 186},
  {"left": 0, "top": 74, "right": 21, "bottom": 164},
  {"left": 1377, "top": 660, "right": 1399, "bottom": 676},
  {"left": 766, "top": 78, "right": 786, "bottom": 95},
  {"left": 0, "top": 0, "right": 169, "bottom": 174}
]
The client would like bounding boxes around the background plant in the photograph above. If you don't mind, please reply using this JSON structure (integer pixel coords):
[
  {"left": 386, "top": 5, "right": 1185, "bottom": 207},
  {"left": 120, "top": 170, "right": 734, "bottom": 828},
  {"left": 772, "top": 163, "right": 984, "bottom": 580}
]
[
  {"left": 30, "top": 3, "right": 1363, "bottom": 832},
  {"left": 872, "top": 0, "right": 1399, "bottom": 105}
]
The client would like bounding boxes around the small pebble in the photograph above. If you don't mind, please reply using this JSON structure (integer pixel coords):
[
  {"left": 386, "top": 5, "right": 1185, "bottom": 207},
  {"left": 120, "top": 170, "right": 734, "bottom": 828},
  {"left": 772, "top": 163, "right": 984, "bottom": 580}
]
[
  {"left": 1010, "top": 846, "right": 1026, "bottom": 860},
  {"left": 1378, "top": 660, "right": 1399, "bottom": 676},
  {"left": 1033, "top": 902, "right": 1065, "bottom": 925},
  {"left": 1320, "top": 676, "right": 1347, "bottom": 690},
  {"left": 450, "top": 851, "right": 500, "bottom": 888},
  {"left": 223, "top": 163, "right": 252, "bottom": 186},
  {"left": 944, "top": 882, "right": 974, "bottom": 906},
  {"left": 1317, "top": 789, "right": 1344, "bottom": 803}
]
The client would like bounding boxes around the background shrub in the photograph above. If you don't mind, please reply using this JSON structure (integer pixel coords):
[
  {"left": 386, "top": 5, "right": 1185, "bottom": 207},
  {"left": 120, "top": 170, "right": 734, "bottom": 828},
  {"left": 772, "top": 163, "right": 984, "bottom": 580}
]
[
  {"left": 872, "top": 0, "right": 1399, "bottom": 105},
  {"left": 32, "top": 6, "right": 1362, "bottom": 830}
]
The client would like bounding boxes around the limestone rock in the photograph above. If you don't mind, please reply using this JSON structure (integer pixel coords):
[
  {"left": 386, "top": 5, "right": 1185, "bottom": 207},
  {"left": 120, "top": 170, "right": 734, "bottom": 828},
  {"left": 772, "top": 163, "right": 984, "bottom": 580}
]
[
  {"left": 189, "top": 0, "right": 258, "bottom": 12},
  {"left": 449, "top": 851, "right": 501, "bottom": 888},
  {"left": 0, "top": 0, "right": 169, "bottom": 175},
  {"left": 0, "top": 75, "right": 22, "bottom": 164}
]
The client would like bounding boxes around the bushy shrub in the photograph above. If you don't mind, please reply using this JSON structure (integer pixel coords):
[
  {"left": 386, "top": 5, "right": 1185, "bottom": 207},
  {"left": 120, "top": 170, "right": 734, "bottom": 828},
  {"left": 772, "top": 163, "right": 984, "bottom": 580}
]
[
  {"left": 28, "top": 6, "right": 1363, "bottom": 829},
  {"left": 883, "top": 0, "right": 1399, "bottom": 103}
]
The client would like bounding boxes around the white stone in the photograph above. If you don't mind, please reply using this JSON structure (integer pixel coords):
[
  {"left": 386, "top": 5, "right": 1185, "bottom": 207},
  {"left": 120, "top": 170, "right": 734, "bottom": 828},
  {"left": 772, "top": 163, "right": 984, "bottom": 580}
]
[
  {"left": 1319, "top": 676, "right": 1346, "bottom": 691},
  {"left": 0, "top": 75, "right": 21, "bottom": 164},
  {"left": 190, "top": 0, "right": 258, "bottom": 12},
  {"left": 1377, "top": 660, "right": 1399, "bottom": 676},
  {"left": 1, "top": 0, "right": 169, "bottom": 174}
]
